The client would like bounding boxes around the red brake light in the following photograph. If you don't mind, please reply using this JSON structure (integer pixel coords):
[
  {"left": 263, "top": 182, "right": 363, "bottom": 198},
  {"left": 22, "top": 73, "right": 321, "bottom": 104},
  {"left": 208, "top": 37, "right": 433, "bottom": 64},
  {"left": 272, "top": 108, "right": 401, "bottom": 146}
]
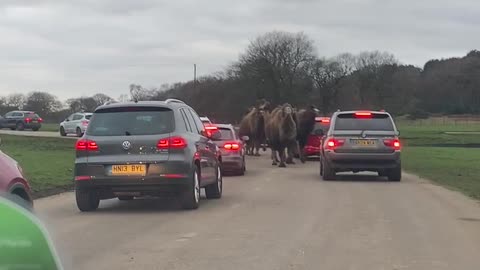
[
  {"left": 157, "top": 137, "right": 187, "bottom": 150},
  {"left": 76, "top": 139, "right": 98, "bottom": 151},
  {"left": 224, "top": 142, "right": 240, "bottom": 150},
  {"left": 38, "top": 117, "right": 43, "bottom": 123},
  {"left": 354, "top": 112, "right": 372, "bottom": 118},
  {"left": 315, "top": 117, "right": 330, "bottom": 123},
  {"left": 25, "top": 117, "right": 31, "bottom": 123},
  {"left": 325, "top": 138, "right": 345, "bottom": 150},
  {"left": 384, "top": 139, "right": 401, "bottom": 150}
]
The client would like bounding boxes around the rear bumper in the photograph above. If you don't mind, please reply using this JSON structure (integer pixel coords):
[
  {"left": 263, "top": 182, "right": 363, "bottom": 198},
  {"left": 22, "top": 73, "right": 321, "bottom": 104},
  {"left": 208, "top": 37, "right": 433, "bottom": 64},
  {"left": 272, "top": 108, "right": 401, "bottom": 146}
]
[
  {"left": 304, "top": 146, "right": 320, "bottom": 156},
  {"left": 25, "top": 123, "right": 41, "bottom": 129},
  {"left": 324, "top": 150, "right": 401, "bottom": 171},
  {"left": 74, "top": 161, "right": 192, "bottom": 194},
  {"left": 221, "top": 156, "right": 243, "bottom": 171}
]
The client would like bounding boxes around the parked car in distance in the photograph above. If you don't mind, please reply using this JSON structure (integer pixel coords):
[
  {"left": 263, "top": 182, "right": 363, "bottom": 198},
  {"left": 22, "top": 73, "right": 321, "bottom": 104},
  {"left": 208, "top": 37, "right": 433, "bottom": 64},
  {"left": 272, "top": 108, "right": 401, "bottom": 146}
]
[
  {"left": 0, "top": 138, "right": 33, "bottom": 208},
  {"left": 320, "top": 110, "right": 401, "bottom": 181},
  {"left": 1, "top": 111, "right": 43, "bottom": 131},
  {"left": 200, "top": 116, "right": 212, "bottom": 125},
  {"left": 209, "top": 124, "right": 247, "bottom": 175},
  {"left": 74, "top": 99, "right": 223, "bottom": 211},
  {"left": 60, "top": 112, "right": 92, "bottom": 137},
  {"left": 304, "top": 117, "right": 331, "bottom": 157}
]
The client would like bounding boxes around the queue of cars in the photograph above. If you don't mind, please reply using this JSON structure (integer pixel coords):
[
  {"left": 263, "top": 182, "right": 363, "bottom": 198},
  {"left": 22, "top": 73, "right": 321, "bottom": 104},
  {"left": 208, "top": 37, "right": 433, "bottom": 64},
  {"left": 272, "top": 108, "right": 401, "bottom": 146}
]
[
  {"left": 73, "top": 99, "right": 248, "bottom": 211},
  {"left": 0, "top": 99, "right": 402, "bottom": 213}
]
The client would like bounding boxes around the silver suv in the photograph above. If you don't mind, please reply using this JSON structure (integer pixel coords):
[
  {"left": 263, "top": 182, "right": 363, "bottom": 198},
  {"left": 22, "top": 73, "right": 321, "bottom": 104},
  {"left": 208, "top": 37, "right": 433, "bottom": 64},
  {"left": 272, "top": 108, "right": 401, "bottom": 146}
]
[{"left": 319, "top": 111, "right": 401, "bottom": 181}]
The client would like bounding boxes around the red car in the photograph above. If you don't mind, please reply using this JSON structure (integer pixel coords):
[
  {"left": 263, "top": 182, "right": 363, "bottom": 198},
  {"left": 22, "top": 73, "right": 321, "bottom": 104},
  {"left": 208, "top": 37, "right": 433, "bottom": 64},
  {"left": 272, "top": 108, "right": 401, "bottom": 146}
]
[
  {"left": 0, "top": 139, "right": 33, "bottom": 207},
  {"left": 304, "top": 117, "right": 331, "bottom": 157}
]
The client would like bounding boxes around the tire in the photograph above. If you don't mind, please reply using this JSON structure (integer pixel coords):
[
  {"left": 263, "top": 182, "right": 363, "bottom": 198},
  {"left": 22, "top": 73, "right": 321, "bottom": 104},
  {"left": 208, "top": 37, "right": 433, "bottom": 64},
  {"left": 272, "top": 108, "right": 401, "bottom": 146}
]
[
  {"left": 205, "top": 165, "right": 223, "bottom": 199},
  {"left": 16, "top": 122, "right": 25, "bottom": 131},
  {"left": 322, "top": 159, "right": 335, "bottom": 181},
  {"left": 76, "top": 127, "right": 83, "bottom": 137},
  {"left": 319, "top": 157, "right": 323, "bottom": 177},
  {"left": 118, "top": 196, "right": 134, "bottom": 201},
  {"left": 181, "top": 167, "right": 200, "bottom": 209},
  {"left": 388, "top": 163, "right": 402, "bottom": 181},
  {"left": 76, "top": 188, "right": 100, "bottom": 212},
  {"left": 32, "top": 127, "right": 39, "bottom": 131},
  {"left": 60, "top": 127, "right": 66, "bottom": 136}
]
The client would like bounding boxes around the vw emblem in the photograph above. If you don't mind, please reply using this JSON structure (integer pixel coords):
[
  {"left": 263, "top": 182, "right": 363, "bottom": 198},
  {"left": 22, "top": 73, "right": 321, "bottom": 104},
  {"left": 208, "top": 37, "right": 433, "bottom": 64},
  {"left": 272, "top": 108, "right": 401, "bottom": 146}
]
[
  {"left": 361, "top": 131, "right": 367, "bottom": 138},
  {"left": 122, "top": 141, "right": 132, "bottom": 150}
]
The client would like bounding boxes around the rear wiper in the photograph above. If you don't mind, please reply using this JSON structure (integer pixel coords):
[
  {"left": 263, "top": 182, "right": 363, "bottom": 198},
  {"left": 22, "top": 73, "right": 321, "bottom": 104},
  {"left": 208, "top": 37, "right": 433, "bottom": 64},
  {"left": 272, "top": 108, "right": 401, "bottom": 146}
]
[{"left": 125, "top": 131, "right": 131, "bottom": 136}]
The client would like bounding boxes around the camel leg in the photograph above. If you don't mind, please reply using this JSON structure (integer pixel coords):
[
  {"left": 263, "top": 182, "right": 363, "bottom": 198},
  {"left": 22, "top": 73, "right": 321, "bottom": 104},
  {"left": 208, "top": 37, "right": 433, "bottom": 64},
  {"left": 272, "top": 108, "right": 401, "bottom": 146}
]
[
  {"left": 286, "top": 142, "right": 296, "bottom": 164},
  {"left": 278, "top": 148, "right": 287, "bottom": 168},
  {"left": 254, "top": 140, "right": 261, "bottom": 156},
  {"left": 271, "top": 149, "right": 277, "bottom": 166}
]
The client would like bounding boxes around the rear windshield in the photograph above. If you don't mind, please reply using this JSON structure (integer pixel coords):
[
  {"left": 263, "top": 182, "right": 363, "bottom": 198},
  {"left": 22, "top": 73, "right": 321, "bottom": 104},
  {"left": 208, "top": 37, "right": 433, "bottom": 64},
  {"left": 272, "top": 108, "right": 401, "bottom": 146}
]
[
  {"left": 218, "top": 128, "right": 234, "bottom": 140},
  {"left": 87, "top": 107, "right": 174, "bottom": 136},
  {"left": 334, "top": 113, "right": 394, "bottom": 131},
  {"left": 26, "top": 113, "right": 40, "bottom": 118},
  {"left": 85, "top": 115, "right": 92, "bottom": 120}
]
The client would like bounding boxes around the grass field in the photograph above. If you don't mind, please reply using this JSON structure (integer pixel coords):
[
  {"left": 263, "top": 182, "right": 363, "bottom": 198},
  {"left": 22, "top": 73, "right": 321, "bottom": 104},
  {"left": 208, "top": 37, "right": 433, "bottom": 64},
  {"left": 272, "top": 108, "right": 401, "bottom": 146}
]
[
  {"left": 398, "top": 120, "right": 480, "bottom": 199},
  {"left": 40, "top": 123, "right": 59, "bottom": 132},
  {"left": 0, "top": 135, "right": 75, "bottom": 197}
]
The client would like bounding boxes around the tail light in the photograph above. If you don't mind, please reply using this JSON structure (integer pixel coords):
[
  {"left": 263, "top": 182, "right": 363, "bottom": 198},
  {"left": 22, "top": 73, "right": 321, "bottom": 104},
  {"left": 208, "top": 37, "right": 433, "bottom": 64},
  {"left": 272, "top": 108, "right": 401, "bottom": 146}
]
[
  {"left": 325, "top": 138, "right": 345, "bottom": 150},
  {"left": 82, "top": 120, "right": 89, "bottom": 126},
  {"left": 25, "top": 118, "right": 31, "bottom": 123},
  {"left": 223, "top": 142, "right": 240, "bottom": 151},
  {"left": 76, "top": 139, "right": 99, "bottom": 151},
  {"left": 157, "top": 136, "right": 187, "bottom": 150},
  {"left": 354, "top": 111, "right": 372, "bottom": 118},
  {"left": 384, "top": 139, "right": 401, "bottom": 150},
  {"left": 38, "top": 118, "right": 43, "bottom": 123}
]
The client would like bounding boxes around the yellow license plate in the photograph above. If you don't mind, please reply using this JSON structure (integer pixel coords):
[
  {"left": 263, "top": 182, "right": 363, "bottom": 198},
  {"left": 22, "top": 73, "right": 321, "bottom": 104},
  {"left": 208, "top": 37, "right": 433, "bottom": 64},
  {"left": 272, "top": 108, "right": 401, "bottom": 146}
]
[
  {"left": 111, "top": 164, "right": 146, "bottom": 176},
  {"left": 352, "top": 139, "right": 376, "bottom": 146}
]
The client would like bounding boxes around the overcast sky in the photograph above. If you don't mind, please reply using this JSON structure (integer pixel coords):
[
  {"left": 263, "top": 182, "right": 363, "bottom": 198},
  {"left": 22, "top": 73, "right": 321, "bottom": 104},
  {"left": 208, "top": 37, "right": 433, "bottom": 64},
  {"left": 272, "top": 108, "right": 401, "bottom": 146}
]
[{"left": 1, "top": 0, "right": 479, "bottom": 100}]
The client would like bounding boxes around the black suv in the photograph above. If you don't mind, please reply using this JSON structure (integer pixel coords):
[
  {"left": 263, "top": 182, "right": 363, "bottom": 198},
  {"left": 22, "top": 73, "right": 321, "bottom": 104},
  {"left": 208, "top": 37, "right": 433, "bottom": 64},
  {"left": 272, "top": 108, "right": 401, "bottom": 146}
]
[
  {"left": 1, "top": 111, "right": 43, "bottom": 131},
  {"left": 74, "top": 99, "right": 223, "bottom": 211}
]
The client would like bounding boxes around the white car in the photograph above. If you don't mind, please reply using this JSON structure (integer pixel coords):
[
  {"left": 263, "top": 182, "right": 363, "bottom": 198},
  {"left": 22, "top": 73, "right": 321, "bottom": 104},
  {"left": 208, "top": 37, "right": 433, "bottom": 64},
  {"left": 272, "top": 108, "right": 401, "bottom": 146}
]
[
  {"left": 200, "top": 116, "right": 212, "bottom": 125},
  {"left": 59, "top": 112, "right": 92, "bottom": 137}
]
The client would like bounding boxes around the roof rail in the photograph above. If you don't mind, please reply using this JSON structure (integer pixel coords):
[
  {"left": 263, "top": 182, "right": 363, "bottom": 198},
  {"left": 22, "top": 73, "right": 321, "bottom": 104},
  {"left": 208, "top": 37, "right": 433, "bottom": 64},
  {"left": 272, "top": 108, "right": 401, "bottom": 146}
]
[
  {"left": 165, "top": 98, "right": 185, "bottom": 104},
  {"left": 103, "top": 100, "right": 118, "bottom": 106}
]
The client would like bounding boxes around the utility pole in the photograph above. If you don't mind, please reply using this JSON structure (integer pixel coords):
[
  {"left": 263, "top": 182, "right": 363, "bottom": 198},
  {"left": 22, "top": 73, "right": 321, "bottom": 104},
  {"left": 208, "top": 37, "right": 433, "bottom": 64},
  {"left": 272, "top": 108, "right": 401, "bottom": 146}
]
[{"left": 193, "top": 64, "right": 197, "bottom": 89}]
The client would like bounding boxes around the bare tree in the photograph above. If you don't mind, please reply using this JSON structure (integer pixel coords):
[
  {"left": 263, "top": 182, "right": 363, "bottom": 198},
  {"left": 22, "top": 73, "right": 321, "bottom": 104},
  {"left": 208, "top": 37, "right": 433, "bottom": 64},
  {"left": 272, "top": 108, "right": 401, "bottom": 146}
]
[
  {"left": 6, "top": 93, "right": 26, "bottom": 109},
  {"left": 236, "top": 31, "right": 316, "bottom": 103},
  {"left": 92, "top": 93, "right": 112, "bottom": 106},
  {"left": 24, "top": 92, "right": 62, "bottom": 116}
]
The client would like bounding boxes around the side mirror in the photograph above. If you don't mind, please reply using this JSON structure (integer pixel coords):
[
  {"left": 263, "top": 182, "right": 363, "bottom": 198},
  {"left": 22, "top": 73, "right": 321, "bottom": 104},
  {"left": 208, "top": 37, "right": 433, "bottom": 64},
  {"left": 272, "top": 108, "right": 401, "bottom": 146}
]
[
  {"left": 241, "top": 136, "right": 249, "bottom": 141},
  {"left": 65, "top": 119, "right": 70, "bottom": 122},
  {"left": 314, "top": 129, "right": 324, "bottom": 136}
]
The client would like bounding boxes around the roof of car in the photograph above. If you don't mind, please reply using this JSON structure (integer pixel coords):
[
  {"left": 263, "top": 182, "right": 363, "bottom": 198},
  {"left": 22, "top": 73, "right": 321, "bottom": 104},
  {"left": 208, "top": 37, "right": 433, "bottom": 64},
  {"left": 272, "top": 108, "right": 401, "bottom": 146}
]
[
  {"left": 95, "top": 100, "right": 188, "bottom": 111},
  {"left": 214, "top": 124, "right": 234, "bottom": 129},
  {"left": 335, "top": 110, "right": 389, "bottom": 115},
  {"left": 9, "top": 111, "right": 35, "bottom": 114}
]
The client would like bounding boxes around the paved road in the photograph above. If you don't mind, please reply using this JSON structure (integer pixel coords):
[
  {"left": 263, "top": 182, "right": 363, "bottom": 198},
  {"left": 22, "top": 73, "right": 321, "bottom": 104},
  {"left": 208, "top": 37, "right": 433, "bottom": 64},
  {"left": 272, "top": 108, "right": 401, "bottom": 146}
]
[
  {"left": 0, "top": 129, "right": 77, "bottom": 139},
  {"left": 36, "top": 156, "right": 480, "bottom": 270}
]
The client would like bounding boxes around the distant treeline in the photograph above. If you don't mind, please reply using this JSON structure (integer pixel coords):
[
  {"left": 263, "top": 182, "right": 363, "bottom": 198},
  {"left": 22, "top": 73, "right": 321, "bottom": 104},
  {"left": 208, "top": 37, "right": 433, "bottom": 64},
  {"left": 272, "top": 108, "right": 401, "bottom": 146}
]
[{"left": 2, "top": 31, "right": 479, "bottom": 123}]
